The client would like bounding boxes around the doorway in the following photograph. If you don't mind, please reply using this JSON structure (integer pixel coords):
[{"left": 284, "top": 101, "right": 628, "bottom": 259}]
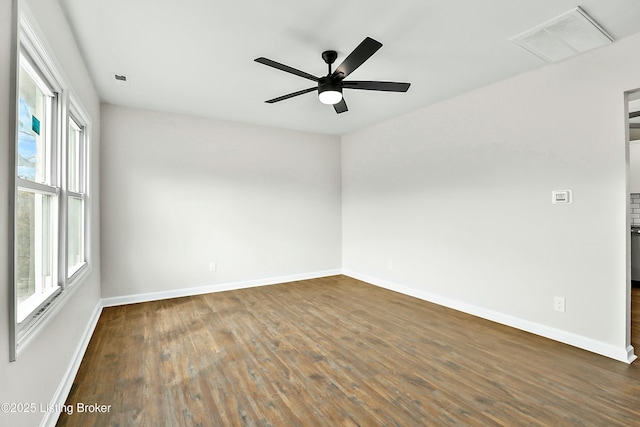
[{"left": 627, "top": 90, "right": 640, "bottom": 354}]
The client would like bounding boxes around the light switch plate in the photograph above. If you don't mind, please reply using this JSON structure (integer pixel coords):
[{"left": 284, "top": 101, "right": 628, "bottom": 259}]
[{"left": 552, "top": 190, "right": 572, "bottom": 204}]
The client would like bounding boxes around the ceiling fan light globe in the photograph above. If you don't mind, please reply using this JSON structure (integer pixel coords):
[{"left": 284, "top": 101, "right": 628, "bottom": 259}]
[{"left": 319, "top": 90, "right": 343, "bottom": 105}]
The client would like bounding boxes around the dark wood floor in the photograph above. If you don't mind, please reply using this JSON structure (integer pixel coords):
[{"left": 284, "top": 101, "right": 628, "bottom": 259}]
[{"left": 58, "top": 276, "right": 640, "bottom": 426}]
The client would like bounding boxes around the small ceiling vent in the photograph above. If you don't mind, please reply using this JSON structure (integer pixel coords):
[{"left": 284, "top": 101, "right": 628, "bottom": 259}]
[
  {"left": 510, "top": 7, "right": 613, "bottom": 63},
  {"left": 112, "top": 73, "right": 129, "bottom": 86}
]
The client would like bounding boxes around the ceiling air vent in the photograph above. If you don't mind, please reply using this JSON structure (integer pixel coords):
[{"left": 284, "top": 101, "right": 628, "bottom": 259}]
[
  {"left": 113, "top": 73, "right": 129, "bottom": 86},
  {"left": 510, "top": 7, "right": 613, "bottom": 63}
]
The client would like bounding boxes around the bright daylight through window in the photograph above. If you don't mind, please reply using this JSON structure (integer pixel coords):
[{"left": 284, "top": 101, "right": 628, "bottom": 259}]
[{"left": 12, "top": 12, "right": 91, "bottom": 359}]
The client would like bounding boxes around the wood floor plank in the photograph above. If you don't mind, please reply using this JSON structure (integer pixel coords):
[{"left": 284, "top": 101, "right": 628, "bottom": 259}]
[{"left": 57, "top": 276, "right": 640, "bottom": 426}]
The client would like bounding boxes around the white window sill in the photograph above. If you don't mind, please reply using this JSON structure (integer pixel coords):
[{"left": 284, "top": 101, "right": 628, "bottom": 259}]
[{"left": 17, "top": 285, "right": 61, "bottom": 323}]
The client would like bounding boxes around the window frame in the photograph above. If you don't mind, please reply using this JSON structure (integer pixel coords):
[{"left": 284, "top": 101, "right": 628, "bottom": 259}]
[
  {"left": 10, "top": 7, "right": 92, "bottom": 361},
  {"left": 15, "top": 47, "right": 63, "bottom": 327},
  {"left": 65, "top": 102, "right": 89, "bottom": 281}
]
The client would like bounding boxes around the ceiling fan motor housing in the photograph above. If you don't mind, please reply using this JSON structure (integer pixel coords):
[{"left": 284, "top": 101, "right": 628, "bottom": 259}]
[{"left": 318, "top": 76, "right": 343, "bottom": 104}]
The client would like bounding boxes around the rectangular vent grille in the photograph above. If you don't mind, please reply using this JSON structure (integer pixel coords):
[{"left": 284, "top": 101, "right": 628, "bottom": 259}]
[{"left": 510, "top": 7, "right": 613, "bottom": 62}]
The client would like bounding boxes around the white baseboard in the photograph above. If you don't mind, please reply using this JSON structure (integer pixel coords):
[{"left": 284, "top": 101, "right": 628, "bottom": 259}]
[
  {"left": 101, "top": 269, "right": 343, "bottom": 307},
  {"left": 343, "top": 269, "right": 636, "bottom": 364},
  {"left": 41, "top": 301, "right": 103, "bottom": 427}
]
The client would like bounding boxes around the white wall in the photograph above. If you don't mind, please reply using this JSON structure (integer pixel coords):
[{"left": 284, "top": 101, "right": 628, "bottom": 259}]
[
  {"left": 0, "top": 1, "right": 102, "bottom": 426},
  {"left": 342, "top": 32, "right": 640, "bottom": 362},
  {"left": 100, "top": 105, "right": 341, "bottom": 299}
]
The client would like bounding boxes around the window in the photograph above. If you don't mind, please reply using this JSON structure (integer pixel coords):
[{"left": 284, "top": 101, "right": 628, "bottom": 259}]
[
  {"left": 16, "top": 52, "right": 60, "bottom": 324},
  {"left": 11, "top": 10, "right": 91, "bottom": 359},
  {"left": 67, "top": 114, "right": 87, "bottom": 278}
]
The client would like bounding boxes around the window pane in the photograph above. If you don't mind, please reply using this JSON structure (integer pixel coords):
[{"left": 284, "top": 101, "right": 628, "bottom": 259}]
[
  {"left": 67, "top": 196, "right": 84, "bottom": 276},
  {"left": 16, "top": 190, "right": 54, "bottom": 307},
  {"left": 68, "top": 118, "right": 82, "bottom": 193},
  {"left": 18, "top": 61, "right": 49, "bottom": 184}
]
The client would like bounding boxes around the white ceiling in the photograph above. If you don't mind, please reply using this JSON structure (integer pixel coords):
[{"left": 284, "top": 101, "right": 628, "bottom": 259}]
[{"left": 58, "top": 0, "right": 640, "bottom": 136}]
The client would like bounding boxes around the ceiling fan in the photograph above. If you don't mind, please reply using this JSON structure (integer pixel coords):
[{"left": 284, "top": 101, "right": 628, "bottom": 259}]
[{"left": 255, "top": 37, "right": 410, "bottom": 114}]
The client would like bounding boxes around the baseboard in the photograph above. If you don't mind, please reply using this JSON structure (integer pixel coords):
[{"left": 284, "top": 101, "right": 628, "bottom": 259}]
[
  {"left": 101, "top": 269, "right": 343, "bottom": 307},
  {"left": 343, "top": 269, "right": 636, "bottom": 364},
  {"left": 626, "top": 346, "right": 638, "bottom": 363},
  {"left": 40, "top": 301, "right": 103, "bottom": 427}
]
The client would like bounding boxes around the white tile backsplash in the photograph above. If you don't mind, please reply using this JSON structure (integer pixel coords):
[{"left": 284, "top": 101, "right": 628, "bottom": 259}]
[{"left": 631, "top": 193, "right": 640, "bottom": 226}]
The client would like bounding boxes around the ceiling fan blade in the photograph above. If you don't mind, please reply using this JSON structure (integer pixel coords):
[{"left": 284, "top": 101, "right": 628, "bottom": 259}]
[
  {"left": 343, "top": 81, "right": 410, "bottom": 92},
  {"left": 255, "top": 57, "right": 319, "bottom": 82},
  {"left": 333, "top": 98, "right": 348, "bottom": 114},
  {"left": 265, "top": 87, "right": 317, "bottom": 103},
  {"left": 332, "top": 37, "right": 382, "bottom": 80}
]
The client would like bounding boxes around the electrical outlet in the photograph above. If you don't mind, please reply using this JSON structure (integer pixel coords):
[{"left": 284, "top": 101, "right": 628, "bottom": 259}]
[
  {"left": 554, "top": 296, "right": 566, "bottom": 313},
  {"left": 209, "top": 261, "right": 217, "bottom": 272},
  {"left": 387, "top": 260, "right": 393, "bottom": 270}
]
